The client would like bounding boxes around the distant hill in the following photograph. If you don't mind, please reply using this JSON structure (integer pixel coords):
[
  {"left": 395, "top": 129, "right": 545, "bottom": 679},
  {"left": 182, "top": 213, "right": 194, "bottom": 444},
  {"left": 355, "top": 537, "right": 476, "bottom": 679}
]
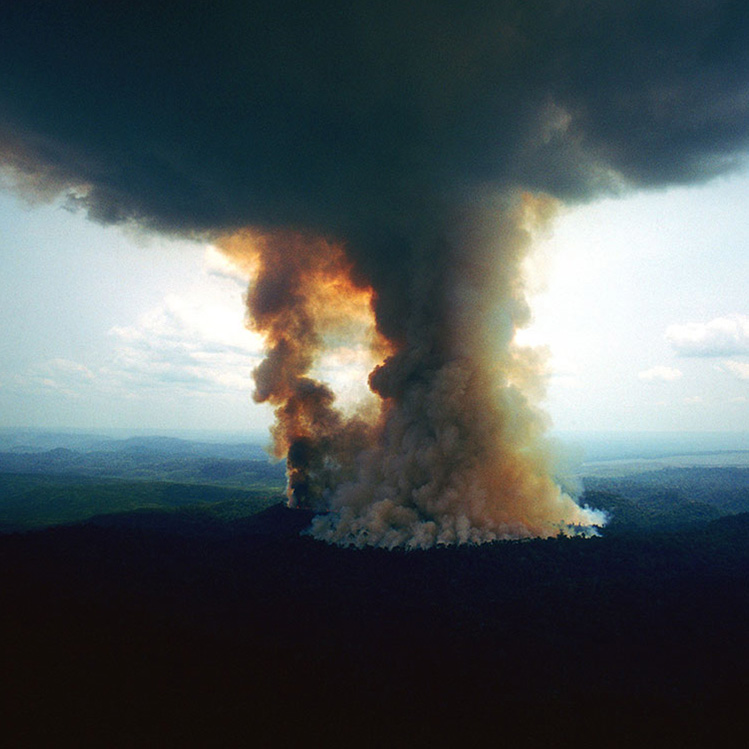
[
  {"left": 0, "top": 428, "right": 271, "bottom": 459},
  {"left": 4, "top": 430, "right": 749, "bottom": 538},
  {"left": 0, "top": 438, "right": 285, "bottom": 490},
  {"left": 583, "top": 465, "right": 749, "bottom": 532},
  {"left": 0, "top": 472, "right": 284, "bottom": 532},
  {"left": 0, "top": 432, "right": 287, "bottom": 532}
]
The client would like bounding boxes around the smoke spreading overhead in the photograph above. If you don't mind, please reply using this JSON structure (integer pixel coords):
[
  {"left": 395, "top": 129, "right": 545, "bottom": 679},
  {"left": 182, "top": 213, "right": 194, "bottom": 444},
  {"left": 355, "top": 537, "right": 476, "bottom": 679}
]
[{"left": 2, "top": 2, "right": 749, "bottom": 546}]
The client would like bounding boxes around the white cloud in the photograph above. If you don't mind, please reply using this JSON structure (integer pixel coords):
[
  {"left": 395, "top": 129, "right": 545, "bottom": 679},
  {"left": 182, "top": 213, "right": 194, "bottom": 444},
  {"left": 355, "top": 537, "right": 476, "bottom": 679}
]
[
  {"left": 107, "top": 291, "right": 263, "bottom": 395},
  {"left": 638, "top": 365, "right": 683, "bottom": 382},
  {"left": 47, "top": 358, "right": 96, "bottom": 380},
  {"left": 203, "top": 245, "right": 251, "bottom": 283},
  {"left": 721, "top": 359, "right": 749, "bottom": 380},
  {"left": 666, "top": 314, "right": 749, "bottom": 357},
  {"left": 10, "top": 254, "right": 265, "bottom": 405},
  {"left": 111, "top": 292, "right": 262, "bottom": 353},
  {"left": 22, "top": 359, "right": 97, "bottom": 398}
]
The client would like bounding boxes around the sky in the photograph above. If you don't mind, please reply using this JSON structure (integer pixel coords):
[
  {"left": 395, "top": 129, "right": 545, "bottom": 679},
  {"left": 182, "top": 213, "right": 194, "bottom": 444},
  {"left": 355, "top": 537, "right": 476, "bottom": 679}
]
[
  {"left": 1, "top": 169, "right": 746, "bottom": 435},
  {"left": 0, "top": 188, "right": 269, "bottom": 435},
  {"left": 525, "top": 171, "right": 749, "bottom": 433},
  {"left": 0, "top": 1, "right": 747, "bottom": 439}
]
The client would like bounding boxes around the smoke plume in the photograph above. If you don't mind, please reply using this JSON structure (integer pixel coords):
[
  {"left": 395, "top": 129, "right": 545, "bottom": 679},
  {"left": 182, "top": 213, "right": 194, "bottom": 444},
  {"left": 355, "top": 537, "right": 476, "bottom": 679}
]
[
  {"left": 2, "top": 1, "right": 749, "bottom": 545},
  {"left": 219, "top": 230, "right": 386, "bottom": 512},
  {"left": 216, "top": 193, "right": 605, "bottom": 546}
]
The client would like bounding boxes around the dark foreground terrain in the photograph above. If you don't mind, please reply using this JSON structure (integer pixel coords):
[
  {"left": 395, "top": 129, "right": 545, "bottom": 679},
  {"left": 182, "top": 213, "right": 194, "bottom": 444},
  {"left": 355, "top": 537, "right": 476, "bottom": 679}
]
[
  {"left": 2, "top": 502, "right": 748, "bottom": 747},
  {"left": 2, "top": 432, "right": 747, "bottom": 746}
]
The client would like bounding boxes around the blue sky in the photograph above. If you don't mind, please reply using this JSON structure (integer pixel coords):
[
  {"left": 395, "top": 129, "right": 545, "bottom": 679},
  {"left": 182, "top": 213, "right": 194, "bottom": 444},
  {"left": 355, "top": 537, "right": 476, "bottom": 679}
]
[{"left": 1, "top": 170, "right": 747, "bottom": 435}]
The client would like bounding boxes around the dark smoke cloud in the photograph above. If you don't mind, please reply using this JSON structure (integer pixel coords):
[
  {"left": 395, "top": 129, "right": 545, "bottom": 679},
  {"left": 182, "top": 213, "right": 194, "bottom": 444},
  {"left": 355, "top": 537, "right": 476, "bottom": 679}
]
[
  {"left": 2, "top": 1, "right": 747, "bottom": 231},
  {"left": 2, "top": 1, "right": 748, "bottom": 545}
]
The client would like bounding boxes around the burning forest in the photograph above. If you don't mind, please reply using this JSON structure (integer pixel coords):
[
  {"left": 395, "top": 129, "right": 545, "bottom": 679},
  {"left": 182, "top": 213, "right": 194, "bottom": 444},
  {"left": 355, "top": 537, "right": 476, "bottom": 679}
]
[
  {"left": 218, "top": 195, "right": 605, "bottom": 546},
  {"left": 1, "top": 1, "right": 748, "bottom": 546}
]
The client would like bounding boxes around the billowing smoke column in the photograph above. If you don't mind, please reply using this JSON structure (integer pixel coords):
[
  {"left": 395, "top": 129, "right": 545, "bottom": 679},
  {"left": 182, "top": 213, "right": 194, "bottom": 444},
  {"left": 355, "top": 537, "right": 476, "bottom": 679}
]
[
  {"left": 1, "top": 2, "right": 749, "bottom": 545},
  {"left": 217, "top": 194, "right": 603, "bottom": 546},
  {"left": 316, "top": 193, "right": 608, "bottom": 546},
  {"left": 219, "top": 230, "right": 385, "bottom": 512}
]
